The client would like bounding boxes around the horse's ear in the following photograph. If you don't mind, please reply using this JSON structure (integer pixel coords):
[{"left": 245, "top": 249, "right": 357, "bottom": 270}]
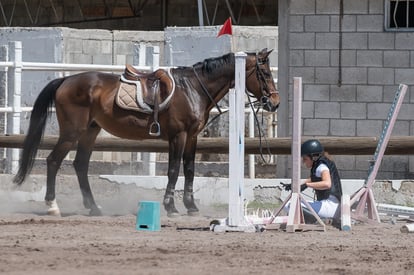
[{"left": 260, "top": 48, "right": 273, "bottom": 58}]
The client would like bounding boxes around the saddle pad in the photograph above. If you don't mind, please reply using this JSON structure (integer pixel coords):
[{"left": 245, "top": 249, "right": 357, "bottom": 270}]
[
  {"left": 116, "top": 81, "right": 150, "bottom": 113},
  {"left": 115, "top": 68, "right": 176, "bottom": 114}
]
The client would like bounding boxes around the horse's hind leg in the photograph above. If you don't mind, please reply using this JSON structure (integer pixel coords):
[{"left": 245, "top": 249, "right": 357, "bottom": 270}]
[
  {"left": 46, "top": 135, "right": 79, "bottom": 216},
  {"left": 73, "top": 122, "right": 102, "bottom": 216},
  {"left": 164, "top": 133, "right": 187, "bottom": 217},
  {"left": 182, "top": 137, "right": 199, "bottom": 215}
]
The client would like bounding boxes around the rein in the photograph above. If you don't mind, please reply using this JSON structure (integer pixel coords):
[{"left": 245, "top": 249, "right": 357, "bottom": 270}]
[
  {"left": 192, "top": 66, "right": 225, "bottom": 128},
  {"left": 246, "top": 92, "right": 273, "bottom": 164}
]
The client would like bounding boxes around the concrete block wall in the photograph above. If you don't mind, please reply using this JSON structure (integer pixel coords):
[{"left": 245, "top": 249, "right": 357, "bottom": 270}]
[
  {"left": 165, "top": 26, "right": 278, "bottom": 67},
  {"left": 60, "top": 28, "right": 164, "bottom": 66},
  {"left": 277, "top": 0, "right": 414, "bottom": 179}
]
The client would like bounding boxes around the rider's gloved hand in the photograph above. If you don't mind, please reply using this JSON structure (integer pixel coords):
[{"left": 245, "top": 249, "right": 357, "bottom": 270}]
[
  {"left": 280, "top": 182, "right": 291, "bottom": 191},
  {"left": 280, "top": 182, "right": 308, "bottom": 192},
  {"left": 301, "top": 183, "right": 308, "bottom": 192}
]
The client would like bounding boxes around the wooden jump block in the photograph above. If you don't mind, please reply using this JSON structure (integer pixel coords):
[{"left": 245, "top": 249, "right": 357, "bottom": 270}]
[{"left": 341, "top": 194, "right": 351, "bottom": 231}]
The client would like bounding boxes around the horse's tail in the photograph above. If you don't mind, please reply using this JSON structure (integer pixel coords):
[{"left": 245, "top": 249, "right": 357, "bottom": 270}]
[{"left": 13, "top": 77, "right": 66, "bottom": 185}]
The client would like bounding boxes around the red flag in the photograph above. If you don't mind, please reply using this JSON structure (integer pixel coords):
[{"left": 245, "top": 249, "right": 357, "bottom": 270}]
[{"left": 217, "top": 17, "right": 232, "bottom": 37}]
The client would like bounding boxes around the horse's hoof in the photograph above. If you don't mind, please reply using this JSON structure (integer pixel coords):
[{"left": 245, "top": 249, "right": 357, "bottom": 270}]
[
  {"left": 187, "top": 210, "right": 199, "bottom": 217},
  {"left": 47, "top": 208, "right": 61, "bottom": 216},
  {"left": 167, "top": 211, "right": 180, "bottom": 218},
  {"left": 46, "top": 199, "right": 60, "bottom": 216},
  {"left": 89, "top": 207, "right": 102, "bottom": 216}
]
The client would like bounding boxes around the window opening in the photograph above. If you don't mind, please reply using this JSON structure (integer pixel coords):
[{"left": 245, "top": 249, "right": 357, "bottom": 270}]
[{"left": 387, "top": 0, "right": 414, "bottom": 29}]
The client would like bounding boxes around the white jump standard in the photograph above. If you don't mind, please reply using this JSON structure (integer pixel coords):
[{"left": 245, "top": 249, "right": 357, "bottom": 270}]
[{"left": 211, "top": 52, "right": 256, "bottom": 233}]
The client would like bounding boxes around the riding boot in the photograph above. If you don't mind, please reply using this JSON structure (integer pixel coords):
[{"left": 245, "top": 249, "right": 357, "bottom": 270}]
[{"left": 302, "top": 207, "right": 318, "bottom": 224}]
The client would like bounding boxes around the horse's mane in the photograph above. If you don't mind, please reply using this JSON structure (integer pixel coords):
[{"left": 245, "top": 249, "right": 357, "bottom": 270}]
[
  {"left": 175, "top": 53, "right": 236, "bottom": 78},
  {"left": 195, "top": 53, "right": 235, "bottom": 74}
]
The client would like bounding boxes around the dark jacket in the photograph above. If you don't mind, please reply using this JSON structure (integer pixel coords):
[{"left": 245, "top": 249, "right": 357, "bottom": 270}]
[{"left": 310, "top": 156, "right": 342, "bottom": 201}]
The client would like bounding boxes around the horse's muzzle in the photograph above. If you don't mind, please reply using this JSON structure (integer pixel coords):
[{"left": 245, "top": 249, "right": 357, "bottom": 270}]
[{"left": 261, "top": 96, "right": 279, "bottom": 112}]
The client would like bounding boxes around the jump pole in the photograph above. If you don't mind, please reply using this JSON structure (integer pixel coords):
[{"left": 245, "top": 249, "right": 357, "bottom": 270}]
[
  {"left": 267, "top": 77, "right": 325, "bottom": 232},
  {"left": 350, "top": 84, "right": 407, "bottom": 222},
  {"left": 211, "top": 52, "right": 256, "bottom": 232}
]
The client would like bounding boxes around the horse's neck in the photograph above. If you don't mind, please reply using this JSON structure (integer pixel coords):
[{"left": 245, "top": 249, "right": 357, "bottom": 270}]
[{"left": 198, "top": 67, "right": 235, "bottom": 103}]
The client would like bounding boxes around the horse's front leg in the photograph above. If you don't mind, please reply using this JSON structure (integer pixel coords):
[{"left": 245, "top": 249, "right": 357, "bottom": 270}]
[
  {"left": 164, "top": 133, "right": 186, "bottom": 217},
  {"left": 182, "top": 136, "right": 199, "bottom": 215}
]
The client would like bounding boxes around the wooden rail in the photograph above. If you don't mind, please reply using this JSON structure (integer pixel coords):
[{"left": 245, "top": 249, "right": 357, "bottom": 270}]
[{"left": 1, "top": 135, "right": 414, "bottom": 155}]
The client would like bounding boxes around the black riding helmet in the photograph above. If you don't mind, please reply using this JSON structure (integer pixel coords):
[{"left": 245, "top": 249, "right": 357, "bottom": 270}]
[{"left": 301, "top": 139, "right": 324, "bottom": 157}]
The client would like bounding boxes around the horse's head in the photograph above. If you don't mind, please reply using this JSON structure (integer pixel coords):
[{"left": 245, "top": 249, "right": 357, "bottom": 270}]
[{"left": 245, "top": 48, "right": 280, "bottom": 112}]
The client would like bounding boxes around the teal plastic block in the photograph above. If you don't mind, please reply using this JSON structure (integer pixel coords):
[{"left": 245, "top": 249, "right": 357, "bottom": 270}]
[{"left": 136, "top": 201, "right": 160, "bottom": 231}]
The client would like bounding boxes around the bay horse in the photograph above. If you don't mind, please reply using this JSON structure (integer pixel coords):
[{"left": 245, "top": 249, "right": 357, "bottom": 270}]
[{"left": 13, "top": 48, "right": 279, "bottom": 217}]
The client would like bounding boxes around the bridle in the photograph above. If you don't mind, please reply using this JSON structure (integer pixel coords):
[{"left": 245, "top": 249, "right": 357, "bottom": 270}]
[
  {"left": 245, "top": 53, "right": 279, "bottom": 109},
  {"left": 245, "top": 53, "right": 279, "bottom": 163},
  {"left": 193, "top": 52, "right": 278, "bottom": 136}
]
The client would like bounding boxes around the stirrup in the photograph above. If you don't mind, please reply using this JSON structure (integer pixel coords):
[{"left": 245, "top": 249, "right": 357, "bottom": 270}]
[{"left": 149, "top": 122, "right": 161, "bottom": 136}]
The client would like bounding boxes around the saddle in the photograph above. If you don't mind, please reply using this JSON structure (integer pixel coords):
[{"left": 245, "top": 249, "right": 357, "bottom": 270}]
[{"left": 116, "top": 65, "right": 175, "bottom": 136}]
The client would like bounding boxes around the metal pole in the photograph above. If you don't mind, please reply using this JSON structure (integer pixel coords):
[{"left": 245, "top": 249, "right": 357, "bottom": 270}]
[
  {"left": 197, "top": 0, "right": 204, "bottom": 26},
  {"left": 7, "top": 41, "right": 22, "bottom": 174}
]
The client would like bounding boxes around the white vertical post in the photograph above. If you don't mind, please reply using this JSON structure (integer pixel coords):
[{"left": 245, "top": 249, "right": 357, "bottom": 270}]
[
  {"left": 0, "top": 45, "right": 8, "bottom": 161},
  {"left": 138, "top": 43, "right": 158, "bottom": 176},
  {"left": 7, "top": 41, "right": 22, "bottom": 174},
  {"left": 285, "top": 77, "right": 303, "bottom": 230},
  {"left": 341, "top": 194, "right": 351, "bottom": 231},
  {"left": 228, "top": 52, "right": 246, "bottom": 226},
  {"left": 212, "top": 52, "right": 255, "bottom": 232},
  {"left": 248, "top": 108, "right": 255, "bottom": 178},
  {"left": 148, "top": 46, "right": 160, "bottom": 177},
  {"left": 138, "top": 43, "right": 146, "bottom": 67},
  {"left": 291, "top": 77, "right": 302, "bottom": 193},
  {"left": 135, "top": 43, "right": 147, "bottom": 164}
]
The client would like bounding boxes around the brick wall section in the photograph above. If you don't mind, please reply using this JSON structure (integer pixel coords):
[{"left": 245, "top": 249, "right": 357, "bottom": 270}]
[
  {"left": 61, "top": 28, "right": 164, "bottom": 66},
  {"left": 279, "top": 0, "right": 414, "bottom": 178}
]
